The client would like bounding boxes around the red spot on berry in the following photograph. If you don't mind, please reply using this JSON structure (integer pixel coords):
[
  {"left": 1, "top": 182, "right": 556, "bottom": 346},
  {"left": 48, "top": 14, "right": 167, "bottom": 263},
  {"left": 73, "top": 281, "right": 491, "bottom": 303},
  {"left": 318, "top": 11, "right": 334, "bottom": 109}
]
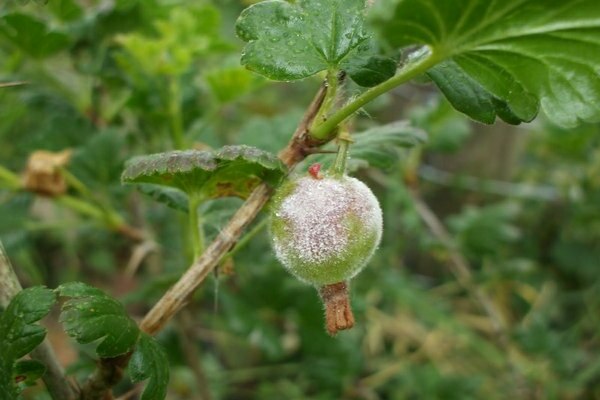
[
  {"left": 14, "top": 375, "right": 26, "bottom": 383},
  {"left": 308, "top": 163, "right": 322, "bottom": 179}
]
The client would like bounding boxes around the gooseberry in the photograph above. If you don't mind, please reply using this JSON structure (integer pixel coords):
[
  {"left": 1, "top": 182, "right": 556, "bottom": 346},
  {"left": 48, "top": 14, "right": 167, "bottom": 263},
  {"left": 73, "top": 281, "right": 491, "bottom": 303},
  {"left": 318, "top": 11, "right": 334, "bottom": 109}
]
[{"left": 270, "top": 164, "right": 383, "bottom": 334}]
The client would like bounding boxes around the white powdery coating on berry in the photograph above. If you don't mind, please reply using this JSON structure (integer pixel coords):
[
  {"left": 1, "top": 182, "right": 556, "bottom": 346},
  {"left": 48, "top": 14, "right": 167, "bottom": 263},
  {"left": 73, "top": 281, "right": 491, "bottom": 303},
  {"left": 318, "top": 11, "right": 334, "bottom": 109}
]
[{"left": 273, "top": 176, "right": 383, "bottom": 267}]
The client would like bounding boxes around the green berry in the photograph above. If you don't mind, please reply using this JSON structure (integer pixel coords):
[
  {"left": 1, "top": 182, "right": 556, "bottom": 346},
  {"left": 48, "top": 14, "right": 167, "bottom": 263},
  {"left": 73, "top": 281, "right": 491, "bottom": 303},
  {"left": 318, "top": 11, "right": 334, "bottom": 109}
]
[{"left": 269, "top": 171, "right": 383, "bottom": 286}]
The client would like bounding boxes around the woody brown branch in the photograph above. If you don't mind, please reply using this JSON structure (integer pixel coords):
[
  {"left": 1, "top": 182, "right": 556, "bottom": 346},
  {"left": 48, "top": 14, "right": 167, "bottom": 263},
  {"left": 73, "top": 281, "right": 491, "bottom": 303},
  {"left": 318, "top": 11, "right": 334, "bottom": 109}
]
[
  {"left": 83, "top": 83, "right": 333, "bottom": 398},
  {"left": 139, "top": 83, "right": 329, "bottom": 335}
]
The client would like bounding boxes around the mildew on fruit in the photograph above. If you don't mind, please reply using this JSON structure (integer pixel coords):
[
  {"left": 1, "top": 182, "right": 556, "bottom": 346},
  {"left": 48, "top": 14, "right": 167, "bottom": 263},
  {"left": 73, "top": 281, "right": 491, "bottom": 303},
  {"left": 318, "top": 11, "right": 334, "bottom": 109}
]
[
  {"left": 271, "top": 175, "right": 383, "bottom": 286},
  {"left": 270, "top": 170, "right": 383, "bottom": 335}
]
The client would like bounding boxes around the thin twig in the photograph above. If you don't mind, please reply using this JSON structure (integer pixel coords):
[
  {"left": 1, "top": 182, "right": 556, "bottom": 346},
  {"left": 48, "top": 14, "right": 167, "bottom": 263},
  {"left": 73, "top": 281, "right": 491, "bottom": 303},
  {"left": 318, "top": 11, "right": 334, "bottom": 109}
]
[
  {"left": 140, "top": 84, "right": 328, "bottom": 335},
  {"left": 406, "top": 189, "right": 529, "bottom": 396},
  {"left": 0, "top": 81, "right": 29, "bottom": 88},
  {"left": 0, "top": 242, "right": 80, "bottom": 400},
  {"left": 406, "top": 189, "right": 508, "bottom": 336},
  {"left": 418, "top": 165, "right": 561, "bottom": 201},
  {"left": 82, "top": 84, "right": 330, "bottom": 398}
]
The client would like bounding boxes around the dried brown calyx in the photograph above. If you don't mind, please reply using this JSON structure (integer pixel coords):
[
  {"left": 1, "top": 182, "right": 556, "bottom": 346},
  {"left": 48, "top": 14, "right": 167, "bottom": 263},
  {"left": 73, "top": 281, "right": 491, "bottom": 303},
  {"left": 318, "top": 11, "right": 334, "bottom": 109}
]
[
  {"left": 22, "top": 149, "right": 72, "bottom": 196},
  {"left": 318, "top": 281, "right": 355, "bottom": 336}
]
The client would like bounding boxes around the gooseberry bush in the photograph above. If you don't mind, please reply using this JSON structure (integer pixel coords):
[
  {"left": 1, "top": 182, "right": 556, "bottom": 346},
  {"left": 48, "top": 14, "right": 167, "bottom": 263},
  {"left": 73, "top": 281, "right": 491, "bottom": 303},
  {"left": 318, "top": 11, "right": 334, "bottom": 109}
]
[{"left": 1, "top": 0, "right": 600, "bottom": 399}]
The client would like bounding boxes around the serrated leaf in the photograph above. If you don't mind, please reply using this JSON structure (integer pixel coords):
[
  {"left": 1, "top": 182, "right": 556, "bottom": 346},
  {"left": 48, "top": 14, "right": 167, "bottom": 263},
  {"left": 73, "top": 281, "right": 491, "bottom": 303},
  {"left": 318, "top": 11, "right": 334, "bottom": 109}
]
[
  {"left": 236, "top": 0, "right": 395, "bottom": 86},
  {"left": 0, "top": 287, "right": 56, "bottom": 399},
  {"left": 70, "top": 129, "right": 126, "bottom": 187},
  {"left": 345, "top": 55, "right": 398, "bottom": 88},
  {"left": 427, "top": 60, "right": 523, "bottom": 125},
  {"left": 349, "top": 122, "right": 427, "bottom": 170},
  {"left": 310, "top": 121, "right": 426, "bottom": 171},
  {"left": 128, "top": 334, "right": 169, "bottom": 400},
  {"left": 57, "top": 282, "right": 139, "bottom": 358},
  {"left": 372, "top": 0, "right": 600, "bottom": 127},
  {"left": 0, "top": 14, "right": 70, "bottom": 59},
  {"left": 121, "top": 145, "right": 286, "bottom": 204},
  {"left": 137, "top": 184, "right": 189, "bottom": 212}
]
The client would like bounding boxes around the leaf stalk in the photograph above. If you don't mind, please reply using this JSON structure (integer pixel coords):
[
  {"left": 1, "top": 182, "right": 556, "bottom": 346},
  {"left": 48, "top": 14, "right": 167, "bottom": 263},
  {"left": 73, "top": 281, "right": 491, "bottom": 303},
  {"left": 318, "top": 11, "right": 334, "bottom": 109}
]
[{"left": 311, "top": 51, "right": 440, "bottom": 140}]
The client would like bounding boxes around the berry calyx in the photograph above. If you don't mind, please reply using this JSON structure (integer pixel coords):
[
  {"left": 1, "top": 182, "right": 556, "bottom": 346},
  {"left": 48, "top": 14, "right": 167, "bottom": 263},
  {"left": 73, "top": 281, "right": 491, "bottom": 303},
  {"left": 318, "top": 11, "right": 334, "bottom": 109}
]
[
  {"left": 308, "top": 163, "right": 323, "bottom": 179},
  {"left": 319, "top": 282, "right": 355, "bottom": 335}
]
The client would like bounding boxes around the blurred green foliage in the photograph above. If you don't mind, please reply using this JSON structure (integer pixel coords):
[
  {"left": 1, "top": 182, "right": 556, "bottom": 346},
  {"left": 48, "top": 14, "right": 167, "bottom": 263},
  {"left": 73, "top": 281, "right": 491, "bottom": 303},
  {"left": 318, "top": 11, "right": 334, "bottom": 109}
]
[{"left": 0, "top": 1, "right": 599, "bottom": 399}]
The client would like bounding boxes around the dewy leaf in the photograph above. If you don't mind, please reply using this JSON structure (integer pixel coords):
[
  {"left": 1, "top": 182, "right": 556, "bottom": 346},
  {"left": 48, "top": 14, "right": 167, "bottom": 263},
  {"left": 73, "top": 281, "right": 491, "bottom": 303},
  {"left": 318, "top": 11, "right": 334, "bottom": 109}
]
[
  {"left": 311, "top": 121, "right": 426, "bottom": 171},
  {"left": 372, "top": 0, "right": 600, "bottom": 127},
  {"left": 0, "top": 14, "right": 70, "bottom": 59},
  {"left": 128, "top": 334, "right": 169, "bottom": 400},
  {"left": 236, "top": 0, "right": 396, "bottom": 86},
  {"left": 121, "top": 145, "right": 286, "bottom": 206},
  {"left": 349, "top": 121, "right": 427, "bottom": 170},
  {"left": 427, "top": 60, "right": 523, "bottom": 125},
  {"left": 0, "top": 287, "right": 56, "bottom": 399},
  {"left": 57, "top": 282, "right": 139, "bottom": 358}
]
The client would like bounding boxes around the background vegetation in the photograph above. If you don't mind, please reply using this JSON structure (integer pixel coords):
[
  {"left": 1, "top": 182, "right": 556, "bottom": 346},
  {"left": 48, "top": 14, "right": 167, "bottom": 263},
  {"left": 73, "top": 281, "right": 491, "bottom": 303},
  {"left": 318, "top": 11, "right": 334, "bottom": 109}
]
[{"left": 0, "top": 0, "right": 599, "bottom": 399}]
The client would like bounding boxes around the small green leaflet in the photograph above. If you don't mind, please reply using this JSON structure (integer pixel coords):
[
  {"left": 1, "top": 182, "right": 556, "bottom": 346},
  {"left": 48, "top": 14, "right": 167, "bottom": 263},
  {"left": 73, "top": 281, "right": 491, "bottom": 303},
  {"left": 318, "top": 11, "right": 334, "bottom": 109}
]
[
  {"left": 372, "top": 0, "right": 600, "bottom": 127},
  {"left": 57, "top": 282, "right": 139, "bottom": 358},
  {"left": 350, "top": 122, "right": 427, "bottom": 170},
  {"left": 236, "top": 0, "right": 396, "bottom": 86},
  {"left": 128, "top": 334, "right": 169, "bottom": 400},
  {"left": 427, "top": 60, "right": 523, "bottom": 125},
  {"left": 13, "top": 360, "right": 46, "bottom": 392},
  {"left": 311, "top": 121, "right": 427, "bottom": 171},
  {"left": 136, "top": 184, "right": 190, "bottom": 212},
  {"left": 0, "top": 287, "right": 56, "bottom": 399},
  {"left": 121, "top": 145, "right": 286, "bottom": 210},
  {"left": 0, "top": 14, "right": 70, "bottom": 59}
]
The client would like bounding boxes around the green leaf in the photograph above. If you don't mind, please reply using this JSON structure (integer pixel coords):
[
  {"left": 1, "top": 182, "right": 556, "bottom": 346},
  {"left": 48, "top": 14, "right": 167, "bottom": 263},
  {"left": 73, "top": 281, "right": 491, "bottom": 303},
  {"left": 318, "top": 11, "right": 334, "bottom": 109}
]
[
  {"left": 448, "top": 202, "right": 521, "bottom": 259},
  {"left": 349, "top": 122, "right": 427, "bottom": 170},
  {"left": 48, "top": 0, "right": 84, "bottom": 22},
  {"left": 310, "top": 121, "right": 426, "bottom": 171},
  {"left": 372, "top": 0, "right": 600, "bottom": 127},
  {"left": 427, "top": 60, "right": 523, "bottom": 125},
  {"left": 121, "top": 145, "right": 286, "bottom": 204},
  {"left": 136, "top": 184, "right": 189, "bottom": 212},
  {"left": 236, "top": 0, "right": 395, "bottom": 86},
  {"left": 57, "top": 282, "right": 139, "bottom": 358},
  {"left": 116, "top": 5, "right": 233, "bottom": 77},
  {"left": 345, "top": 55, "right": 398, "bottom": 88},
  {"left": 205, "top": 65, "right": 265, "bottom": 104},
  {"left": 13, "top": 360, "right": 46, "bottom": 390},
  {"left": 0, "top": 287, "right": 56, "bottom": 399},
  {"left": 0, "top": 14, "right": 70, "bottom": 59},
  {"left": 128, "top": 334, "right": 169, "bottom": 400},
  {"left": 70, "top": 129, "right": 126, "bottom": 187}
]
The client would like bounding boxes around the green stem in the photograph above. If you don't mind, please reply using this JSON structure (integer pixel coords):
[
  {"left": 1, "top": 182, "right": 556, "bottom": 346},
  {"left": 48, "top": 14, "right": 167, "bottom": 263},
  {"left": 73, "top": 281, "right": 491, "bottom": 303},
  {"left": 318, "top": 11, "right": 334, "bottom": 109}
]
[
  {"left": 332, "top": 131, "right": 351, "bottom": 178},
  {"left": 189, "top": 194, "right": 204, "bottom": 261},
  {"left": 55, "top": 195, "right": 106, "bottom": 221},
  {"left": 0, "top": 165, "right": 21, "bottom": 190},
  {"left": 310, "top": 51, "right": 440, "bottom": 140},
  {"left": 56, "top": 195, "right": 124, "bottom": 229},
  {"left": 61, "top": 168, "right": 93, "bottom": 199},
  {"left": 61, "top": 168, "right": 124, "bottom": 227},
  {"left": 168, "top": 77, "right": 185, "bottom": 149},
  {"left": 310, "top": 69, "right": 340, "bottom": 131}
]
